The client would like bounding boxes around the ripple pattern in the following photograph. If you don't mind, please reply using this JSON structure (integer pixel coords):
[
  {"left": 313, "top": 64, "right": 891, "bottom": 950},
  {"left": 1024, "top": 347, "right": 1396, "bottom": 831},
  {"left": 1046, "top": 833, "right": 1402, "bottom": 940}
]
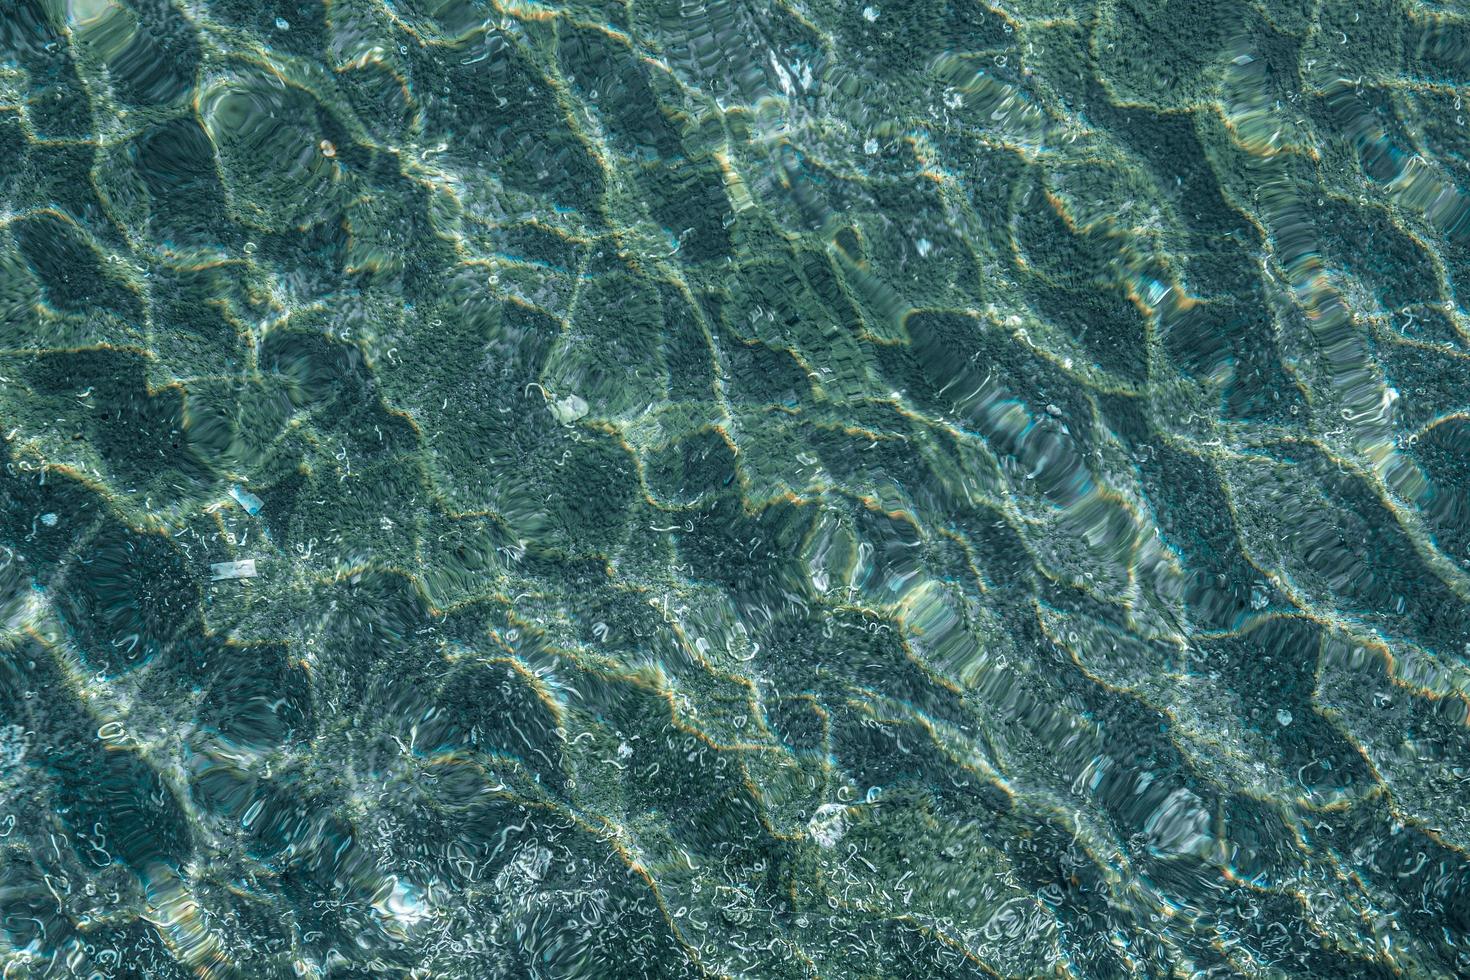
[{"left": 4, "top": 0, "right": 1470, "bottom": 976}]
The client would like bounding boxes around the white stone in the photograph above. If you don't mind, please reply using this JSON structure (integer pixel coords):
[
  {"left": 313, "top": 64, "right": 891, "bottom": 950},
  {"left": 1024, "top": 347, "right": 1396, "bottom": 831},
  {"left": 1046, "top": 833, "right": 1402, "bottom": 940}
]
[
  {"left": 549, "top": 393, "right": 589, "bottom": 424},
  {"left": 210, "top": 559, "right": 258, "bottom": 581}
]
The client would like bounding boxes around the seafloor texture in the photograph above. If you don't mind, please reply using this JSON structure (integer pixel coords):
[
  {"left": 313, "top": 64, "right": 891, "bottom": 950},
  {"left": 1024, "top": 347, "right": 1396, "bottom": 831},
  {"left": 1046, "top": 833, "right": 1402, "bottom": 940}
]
[{"left": 3, "top": 0, "right": 1470, "bottom": 977}]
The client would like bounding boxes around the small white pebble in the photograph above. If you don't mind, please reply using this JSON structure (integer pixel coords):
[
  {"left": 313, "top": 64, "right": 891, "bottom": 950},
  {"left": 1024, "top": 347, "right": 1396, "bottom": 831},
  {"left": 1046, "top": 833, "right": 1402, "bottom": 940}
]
[
  {"left": 863, "top": 6, "right": 880, "bottom": 21},
  {"left": 274, "top": 16, "right": 290, "bottom": 30},
  {"left": 210, "top": 559, "right": 259, "bottom": 581},
  {"left": 1276, "top": 708, "right": 1293, "bottom": 727},
  {"left": 40, "top": 513, "right": 57, "bottom": 527},
  {"left": 319, "top": 139, "right": 336, "bottom": 157},
  {"left": 549, "top": 393, "right": 589, "bottom": 423}
]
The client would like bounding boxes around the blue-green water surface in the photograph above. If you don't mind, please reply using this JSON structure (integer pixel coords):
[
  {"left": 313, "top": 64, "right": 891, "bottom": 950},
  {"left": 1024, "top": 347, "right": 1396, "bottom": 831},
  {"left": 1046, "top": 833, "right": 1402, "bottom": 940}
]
[{"left": 4, "top": 0, "right": 1470, "bottom": 976}]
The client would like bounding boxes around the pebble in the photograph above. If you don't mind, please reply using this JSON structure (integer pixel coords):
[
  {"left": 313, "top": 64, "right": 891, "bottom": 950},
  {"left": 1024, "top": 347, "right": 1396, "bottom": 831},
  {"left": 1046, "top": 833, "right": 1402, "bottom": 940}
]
[
  {"left": 549, "top": 393, "right": 589, "bottom": 424},
  {"left": 210, "top": 559, "right": 259, "bottom": 581}
]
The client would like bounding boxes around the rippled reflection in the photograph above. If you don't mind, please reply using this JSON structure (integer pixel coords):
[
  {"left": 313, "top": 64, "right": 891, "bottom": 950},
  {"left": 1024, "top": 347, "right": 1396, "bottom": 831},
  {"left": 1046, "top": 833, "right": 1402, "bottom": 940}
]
[{"left": 3, "top": 0, "right": 1470, "bottom": 976}]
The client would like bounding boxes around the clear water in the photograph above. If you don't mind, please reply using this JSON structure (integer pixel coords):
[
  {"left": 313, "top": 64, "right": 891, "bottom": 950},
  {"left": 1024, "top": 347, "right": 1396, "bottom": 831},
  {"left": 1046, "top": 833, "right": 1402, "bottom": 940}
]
[{"left": 3, "top": 0, "right": 1470, "bottom": 976}]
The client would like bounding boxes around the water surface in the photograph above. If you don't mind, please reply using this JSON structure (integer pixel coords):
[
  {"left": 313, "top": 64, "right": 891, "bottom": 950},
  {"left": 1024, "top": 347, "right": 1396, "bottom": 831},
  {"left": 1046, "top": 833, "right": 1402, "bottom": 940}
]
[{"left": 3, "top": 0, "right": 1470, "bottom": 976}]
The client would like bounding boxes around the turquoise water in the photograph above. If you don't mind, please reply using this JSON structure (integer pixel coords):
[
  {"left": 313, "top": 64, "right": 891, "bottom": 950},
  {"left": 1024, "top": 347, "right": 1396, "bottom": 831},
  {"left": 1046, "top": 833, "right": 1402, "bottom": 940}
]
[{"left": 4, "top": 0, "right": 1470, "bottom": 976}]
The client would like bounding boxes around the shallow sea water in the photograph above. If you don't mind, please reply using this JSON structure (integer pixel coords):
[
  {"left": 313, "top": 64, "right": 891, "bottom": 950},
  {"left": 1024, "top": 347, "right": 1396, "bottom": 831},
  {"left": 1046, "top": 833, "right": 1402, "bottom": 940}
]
[{"left": 4, "top": 0, "right": 1470, "bottom": 976}]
